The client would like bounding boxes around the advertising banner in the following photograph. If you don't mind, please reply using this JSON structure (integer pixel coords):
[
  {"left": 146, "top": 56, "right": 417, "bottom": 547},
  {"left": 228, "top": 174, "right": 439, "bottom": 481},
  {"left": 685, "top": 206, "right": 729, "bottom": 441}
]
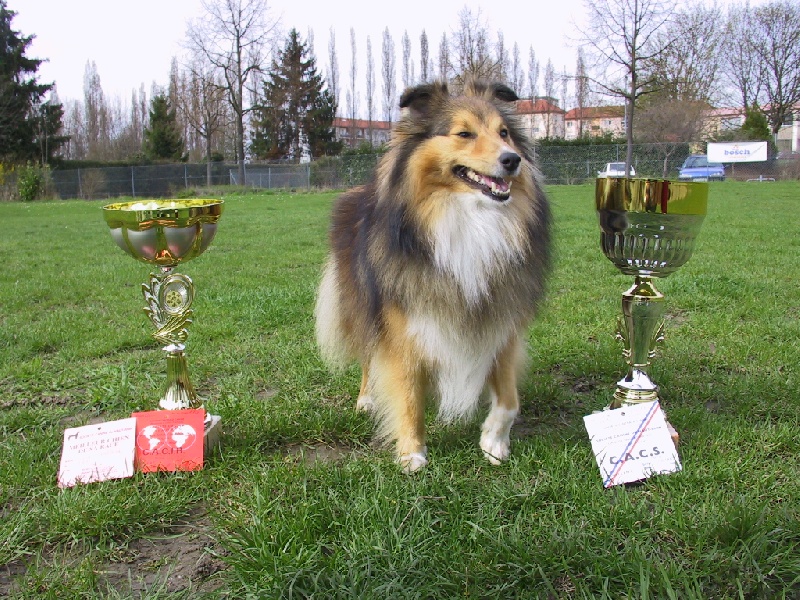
[{"left": 708, "top": 141, "right": 768, "bottom": 163}]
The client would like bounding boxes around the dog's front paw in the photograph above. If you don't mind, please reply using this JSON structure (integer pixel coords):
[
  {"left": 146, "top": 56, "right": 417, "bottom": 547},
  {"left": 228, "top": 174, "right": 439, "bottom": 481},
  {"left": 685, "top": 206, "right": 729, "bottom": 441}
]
[
  {"left": 355, "top": 394, "right": 375, "bottom": 412},
  {"left": 398, "top": 449, "right": 428, "bottom": 473},
  {"left": 480, "top": 430, "right": 510, "bottom": 465}
]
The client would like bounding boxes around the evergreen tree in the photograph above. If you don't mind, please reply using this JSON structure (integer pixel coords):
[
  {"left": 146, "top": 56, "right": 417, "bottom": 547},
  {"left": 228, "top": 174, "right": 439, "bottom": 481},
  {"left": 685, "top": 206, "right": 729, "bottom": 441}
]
[
  {"left": 143, "top": 94, "right": 185, "bottom": 161},
  {"left": 251, "top": 29, "right": 340, "bottom": 160},
  {"left": 0, "top": 0, "right": 65, "bottom": 163},
  {"left": 739, "top": 104, "right": 771, "bottom": 141}
]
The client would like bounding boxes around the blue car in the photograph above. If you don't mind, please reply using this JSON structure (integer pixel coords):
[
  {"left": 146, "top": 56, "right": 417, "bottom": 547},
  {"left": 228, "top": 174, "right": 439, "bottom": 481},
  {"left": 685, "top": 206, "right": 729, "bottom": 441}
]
[{"left": 678, "top": 155, "right": 725, "bottom": 181}]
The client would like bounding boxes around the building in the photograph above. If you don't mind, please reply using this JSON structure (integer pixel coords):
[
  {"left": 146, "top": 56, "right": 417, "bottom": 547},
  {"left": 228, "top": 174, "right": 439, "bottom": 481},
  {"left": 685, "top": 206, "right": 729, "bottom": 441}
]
[
  {"left": 333, "top": 117, "right": 393, "bottom": 148},
  {"left": 564, "top": 106, "right": 626, "bottom": 140},
  {"left": 515, "top": 97, "right": 566, "bottom": 140},
  {"left": 700, "top": 107, "right": 746, "bottom": 139}
]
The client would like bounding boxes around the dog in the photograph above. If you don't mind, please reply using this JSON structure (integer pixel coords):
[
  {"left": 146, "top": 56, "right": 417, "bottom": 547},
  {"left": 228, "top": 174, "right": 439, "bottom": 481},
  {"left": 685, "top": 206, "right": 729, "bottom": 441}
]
[{"left": 315, "top": 80, "right": 551, "bottom": 472}]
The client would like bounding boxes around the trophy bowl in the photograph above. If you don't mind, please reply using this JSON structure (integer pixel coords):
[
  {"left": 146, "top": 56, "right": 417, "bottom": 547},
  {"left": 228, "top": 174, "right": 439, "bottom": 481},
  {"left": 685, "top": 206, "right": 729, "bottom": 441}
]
[
  {"left": 103, "top": 199, "right": 223, "bottom": 267},
  {"left": 596, "top": 178, "right": 707, "bottom": 411},
  {"left": 102, "top": 199, "right": 224, "bottom": 447}
]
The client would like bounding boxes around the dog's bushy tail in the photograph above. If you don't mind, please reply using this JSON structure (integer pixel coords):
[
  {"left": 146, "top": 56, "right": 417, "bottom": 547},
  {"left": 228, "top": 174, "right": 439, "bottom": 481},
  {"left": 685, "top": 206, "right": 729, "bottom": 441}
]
[{"left": 314, "top": 258, "right": 351, "bottom": 370}]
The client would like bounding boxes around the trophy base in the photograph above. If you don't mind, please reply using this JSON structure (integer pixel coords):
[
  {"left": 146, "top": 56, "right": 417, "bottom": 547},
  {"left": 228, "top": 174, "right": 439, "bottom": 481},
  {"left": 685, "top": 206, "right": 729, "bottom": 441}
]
[
  {"left": 610, "top": 368, "right": 659, "bottom": 409},
  {"left": 203, "top": 413, "right": 223, "bottom": 456}
]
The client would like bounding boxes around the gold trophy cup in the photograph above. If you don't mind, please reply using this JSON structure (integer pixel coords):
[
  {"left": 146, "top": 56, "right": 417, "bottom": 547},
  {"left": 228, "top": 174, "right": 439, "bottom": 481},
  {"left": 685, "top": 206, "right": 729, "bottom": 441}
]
[
  {"left": 103, "top": 199, "right": 224, "bottom": 449},
  {"left": 596, "top": 178, "right": 707, "bottom": 421}
]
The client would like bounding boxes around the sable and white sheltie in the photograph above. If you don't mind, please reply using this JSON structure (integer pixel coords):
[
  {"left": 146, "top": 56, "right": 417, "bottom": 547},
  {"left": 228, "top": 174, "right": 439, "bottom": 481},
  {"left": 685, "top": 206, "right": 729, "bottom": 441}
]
[{"left": 315, "top": 80, "right": 551, "bottom": 472}]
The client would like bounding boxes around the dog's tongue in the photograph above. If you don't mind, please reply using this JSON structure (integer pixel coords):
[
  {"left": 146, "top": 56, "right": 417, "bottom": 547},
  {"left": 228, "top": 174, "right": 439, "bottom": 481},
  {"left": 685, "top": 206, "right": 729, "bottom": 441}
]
[{"left": 480, "top": 174, "right": 510, "bottom": 195}]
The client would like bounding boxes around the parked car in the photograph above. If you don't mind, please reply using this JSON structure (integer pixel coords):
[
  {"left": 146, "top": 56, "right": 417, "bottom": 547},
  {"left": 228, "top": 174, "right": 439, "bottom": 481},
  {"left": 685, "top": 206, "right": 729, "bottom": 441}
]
[
  {"left": 678, "top": 155, "right": 725, "bottom": 181},
  {"left": 598, "top": 162, "right": 636, "bottom": 178}
]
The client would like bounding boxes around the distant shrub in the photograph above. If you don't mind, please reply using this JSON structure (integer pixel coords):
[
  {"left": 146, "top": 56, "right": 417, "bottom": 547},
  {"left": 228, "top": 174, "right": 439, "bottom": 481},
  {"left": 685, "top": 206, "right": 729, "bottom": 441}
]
[{"left": 17, "top": 164, "right": 44, "bottom": 202}]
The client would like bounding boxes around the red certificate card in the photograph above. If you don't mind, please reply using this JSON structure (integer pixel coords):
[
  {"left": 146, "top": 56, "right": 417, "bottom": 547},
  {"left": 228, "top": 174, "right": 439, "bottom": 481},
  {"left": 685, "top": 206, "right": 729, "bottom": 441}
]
[{"left": 132, "top": 409, "right": 205, "bottom": 472}]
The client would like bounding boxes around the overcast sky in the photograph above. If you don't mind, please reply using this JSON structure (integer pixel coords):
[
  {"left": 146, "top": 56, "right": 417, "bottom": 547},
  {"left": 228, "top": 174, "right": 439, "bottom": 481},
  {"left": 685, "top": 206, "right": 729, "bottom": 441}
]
[
  {"left": 11, "top": 0, "right": 589, "bottom": 104},
  {"left": 10, "top": 0, "right": 754, "bottom": 112}
]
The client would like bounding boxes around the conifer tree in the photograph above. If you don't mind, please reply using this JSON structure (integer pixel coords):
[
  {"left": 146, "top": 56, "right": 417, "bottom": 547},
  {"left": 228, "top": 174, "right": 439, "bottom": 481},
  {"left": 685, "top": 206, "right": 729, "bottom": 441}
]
[
  {"left": 251, "top": 28, "right": 340, "bottom": 160},
  {"left": 0, "top": 0, "right": 65, "bottom": 163},
  {"left": 143, "top": 94, "right": 185, "bottom": 161}
]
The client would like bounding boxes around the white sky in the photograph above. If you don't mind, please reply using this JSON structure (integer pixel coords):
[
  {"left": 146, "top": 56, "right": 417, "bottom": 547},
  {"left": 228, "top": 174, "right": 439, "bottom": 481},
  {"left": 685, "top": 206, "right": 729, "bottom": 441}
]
[
  {"left": 10, "top": 0, "right": 588, "bottom": 109},
  {"left": 10, "top": 0, "right": 753, "bottom": 114}
]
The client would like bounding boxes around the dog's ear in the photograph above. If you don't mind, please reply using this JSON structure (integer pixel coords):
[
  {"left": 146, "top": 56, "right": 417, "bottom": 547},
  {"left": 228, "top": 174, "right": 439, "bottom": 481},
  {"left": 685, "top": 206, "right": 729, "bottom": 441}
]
[
  {"left": 491, "top": 83, "right": 519, "bottom": 103},
  {"left": 399, "top": 82, "right": 447, "bottom": 118}
]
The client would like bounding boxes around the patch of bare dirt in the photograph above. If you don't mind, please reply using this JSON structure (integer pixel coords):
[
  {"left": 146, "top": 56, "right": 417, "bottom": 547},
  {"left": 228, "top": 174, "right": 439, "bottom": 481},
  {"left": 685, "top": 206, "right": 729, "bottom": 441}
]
[
  {"left": 98, "top": 515, "right": 227, "bottom": 596},
  {"left": 283, "top": 441, "right": 362, "bottom": 466},
  {"left": 0, "top": 515, "right": 228, "bottom": 598}
]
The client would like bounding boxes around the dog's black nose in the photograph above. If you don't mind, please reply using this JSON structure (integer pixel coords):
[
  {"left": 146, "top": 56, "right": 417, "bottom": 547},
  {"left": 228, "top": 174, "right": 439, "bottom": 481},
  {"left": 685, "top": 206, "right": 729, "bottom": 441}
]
[{"left": 500, "top": 152, "right": 521, "bottom": 173}]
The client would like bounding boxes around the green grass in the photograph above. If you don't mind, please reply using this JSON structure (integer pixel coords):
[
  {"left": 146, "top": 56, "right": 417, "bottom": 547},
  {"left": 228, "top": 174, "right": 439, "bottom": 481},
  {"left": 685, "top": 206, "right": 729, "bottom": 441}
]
[{"left": 1, "top": 183, "right": 799, "bottom": 598}]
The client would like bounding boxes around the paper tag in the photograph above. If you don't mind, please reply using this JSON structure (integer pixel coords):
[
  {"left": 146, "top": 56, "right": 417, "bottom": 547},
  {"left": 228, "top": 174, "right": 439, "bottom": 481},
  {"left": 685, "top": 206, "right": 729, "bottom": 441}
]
[
  {"left": 583, "top": 401, "right": 681, "bottom": 488},
  {"left": 132, "top": 409, "right": 205, "bottom": 472},
  {"left": 58, "top": 417, "right": 137, "bottom": 488}
]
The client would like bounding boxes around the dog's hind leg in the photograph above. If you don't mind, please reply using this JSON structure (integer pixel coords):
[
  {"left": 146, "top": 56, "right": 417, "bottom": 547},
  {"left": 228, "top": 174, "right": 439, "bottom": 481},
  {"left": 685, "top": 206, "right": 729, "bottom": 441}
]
[
  {"left": 355, "top": 361, "right": 375, "bottom": 412},
  {"left": 480, "top": 336, "right": 522, "bottom": 465}
]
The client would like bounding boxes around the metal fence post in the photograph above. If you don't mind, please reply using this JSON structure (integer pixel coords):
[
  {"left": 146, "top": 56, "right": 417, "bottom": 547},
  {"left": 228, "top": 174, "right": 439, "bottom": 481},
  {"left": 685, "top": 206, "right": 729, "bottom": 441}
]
[{"left": 131, "top": 167, "right": 136, "bottom": 197}]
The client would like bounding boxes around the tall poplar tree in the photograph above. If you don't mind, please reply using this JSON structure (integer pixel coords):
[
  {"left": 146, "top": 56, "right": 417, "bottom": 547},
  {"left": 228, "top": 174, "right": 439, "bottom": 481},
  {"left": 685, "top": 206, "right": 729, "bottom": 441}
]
[{"left": 0, "top": 0, "right": 65, "bottom": 163}]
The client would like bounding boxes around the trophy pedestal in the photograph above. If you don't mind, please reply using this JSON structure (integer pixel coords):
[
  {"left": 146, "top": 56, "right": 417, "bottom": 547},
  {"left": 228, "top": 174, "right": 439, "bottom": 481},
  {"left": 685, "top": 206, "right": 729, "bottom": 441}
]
[{"left": 204, "top": 413, "right": 223, "bottom": 455}]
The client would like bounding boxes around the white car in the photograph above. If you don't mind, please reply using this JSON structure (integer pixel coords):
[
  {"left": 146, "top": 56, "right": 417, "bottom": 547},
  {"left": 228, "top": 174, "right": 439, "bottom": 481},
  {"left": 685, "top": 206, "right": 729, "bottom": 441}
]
[{"left": 598, "top": 162, "right": 636, "bottom": 178}]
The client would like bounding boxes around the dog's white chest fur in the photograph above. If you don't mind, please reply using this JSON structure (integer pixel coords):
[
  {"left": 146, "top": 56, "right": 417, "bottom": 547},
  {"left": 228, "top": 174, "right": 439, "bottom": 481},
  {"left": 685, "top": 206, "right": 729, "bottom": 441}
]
[
  {"left": 430, "top": 192, "right": 527, "bottom": 305},
  {"left": 406, "top": 312, "right": 513, "bottom": 422}
]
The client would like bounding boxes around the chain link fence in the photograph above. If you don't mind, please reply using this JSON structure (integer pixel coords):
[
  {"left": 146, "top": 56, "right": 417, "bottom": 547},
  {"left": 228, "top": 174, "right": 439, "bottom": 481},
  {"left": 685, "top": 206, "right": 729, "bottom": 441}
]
[{"left": 28, "top": 143, "right": 798, "bottom": 200}]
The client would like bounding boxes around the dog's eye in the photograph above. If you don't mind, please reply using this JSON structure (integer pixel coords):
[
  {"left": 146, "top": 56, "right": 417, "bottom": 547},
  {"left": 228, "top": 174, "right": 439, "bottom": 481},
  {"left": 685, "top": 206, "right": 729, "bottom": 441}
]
[
  {"left": 499, "top": 128, "right": 509, "bottom": 138},
  {"left": 456, "top": 131, "right": 475, "bottom": 139}
]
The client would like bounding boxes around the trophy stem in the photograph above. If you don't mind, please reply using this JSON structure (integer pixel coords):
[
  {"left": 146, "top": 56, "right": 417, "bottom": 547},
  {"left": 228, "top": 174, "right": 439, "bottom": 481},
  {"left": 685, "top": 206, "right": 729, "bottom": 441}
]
[
  {"left": 160, "top": 344, "right": 200, "bottom": 410},
  {"left": 141, "top": 266, "right": 202, "bottom": 411},
  {"left": 611, "top": 275, "right": 666, "bottom": 409}
]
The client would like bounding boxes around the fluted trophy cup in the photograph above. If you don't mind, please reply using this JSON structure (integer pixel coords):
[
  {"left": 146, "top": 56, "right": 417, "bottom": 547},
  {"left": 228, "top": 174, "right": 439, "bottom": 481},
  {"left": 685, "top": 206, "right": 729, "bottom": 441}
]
[
  {"left": 102, "top": 199, "right": 224, "bottom": 450},
  {"left": 596, "top": 178, "right": 707, "bottom": 428}
]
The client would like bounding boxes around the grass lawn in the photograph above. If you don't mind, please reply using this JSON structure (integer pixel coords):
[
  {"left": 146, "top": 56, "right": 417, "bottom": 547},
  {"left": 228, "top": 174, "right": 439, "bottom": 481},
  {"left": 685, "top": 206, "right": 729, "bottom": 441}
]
[{"left": 1, "top": 182, "right": 798, "bottom": 598}]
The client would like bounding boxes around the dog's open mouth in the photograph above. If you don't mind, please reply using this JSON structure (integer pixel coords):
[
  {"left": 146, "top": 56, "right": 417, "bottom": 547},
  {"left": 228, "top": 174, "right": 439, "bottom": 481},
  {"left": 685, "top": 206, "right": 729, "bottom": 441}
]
[{"left": 454, "top": 166, "right": 511, "bottom": 201}]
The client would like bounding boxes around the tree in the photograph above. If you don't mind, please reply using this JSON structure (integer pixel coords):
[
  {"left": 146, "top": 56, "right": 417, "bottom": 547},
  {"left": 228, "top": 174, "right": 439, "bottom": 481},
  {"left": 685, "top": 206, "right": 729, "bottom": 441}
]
[
  {"left": 577, "top": 0, "right": 676, "bottom": 173},
  {"left": 181, "top": 57, "right": 229, "bottom": 184},
  {"left": 347, "top": 27, "right": 359, "bottom": 147},
  {"left": 419, "top": 30, "right": 431, "bottom": 83},
  {"left": 750, "top": 0, "right": 800, "bottom": 136},
  {"left": 381, "top": 28, "right": 396, "bottom": 123},
  {"left": 250, "top": 29, "right": 338, "bottom": 160},
  {"left": 574, "top": 48, "right": 590, "bottom": 138},
  {"left": 186, "top": 0, "right": 280, "bottom": 184},
  {"left": 0, "top": 0, "right": 65, "bottom": 164},
  {"left": 634, "top": 98, "right": 706, "bottom": 175},
  {"left": 543, "top": 59, "right": 557, "bottom": 138},
  {"left": 143, "top": 94, "right": 185, "bottom": 161},
  {"left": 365, "top": 36, "right": 375, "bottom": 146},
  {"left": 438, "top": 32, "right": 449, "bottom": 81},
  {"left": 327, "top": 28, "right": 339, "bottom": 117},
  {"left": 402, "top": 31, "right": 412, "bottom": 89},
  {"left": 509, "top": 43, "right": 522, "bottom": 94},
  {"left": 722, "top": 3, "right": 762, "bottom": 111},
  {"left": 495, "top": 31, "right": 509, "bottom": 83},
  {"left": 739, "top": 104, "right": 772, "bottom": 142},
  {"left": 83, "top": 61, "right": 110, "bottom": 159},
  {"left": 644, "top": 3, "right": 723, "bottom": 104},
  {"left": 450, "top": 7, "right": 499, "bottom": 85},
  {"left": 527, "top": 46, "right": 539, "bottom": 101}
]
